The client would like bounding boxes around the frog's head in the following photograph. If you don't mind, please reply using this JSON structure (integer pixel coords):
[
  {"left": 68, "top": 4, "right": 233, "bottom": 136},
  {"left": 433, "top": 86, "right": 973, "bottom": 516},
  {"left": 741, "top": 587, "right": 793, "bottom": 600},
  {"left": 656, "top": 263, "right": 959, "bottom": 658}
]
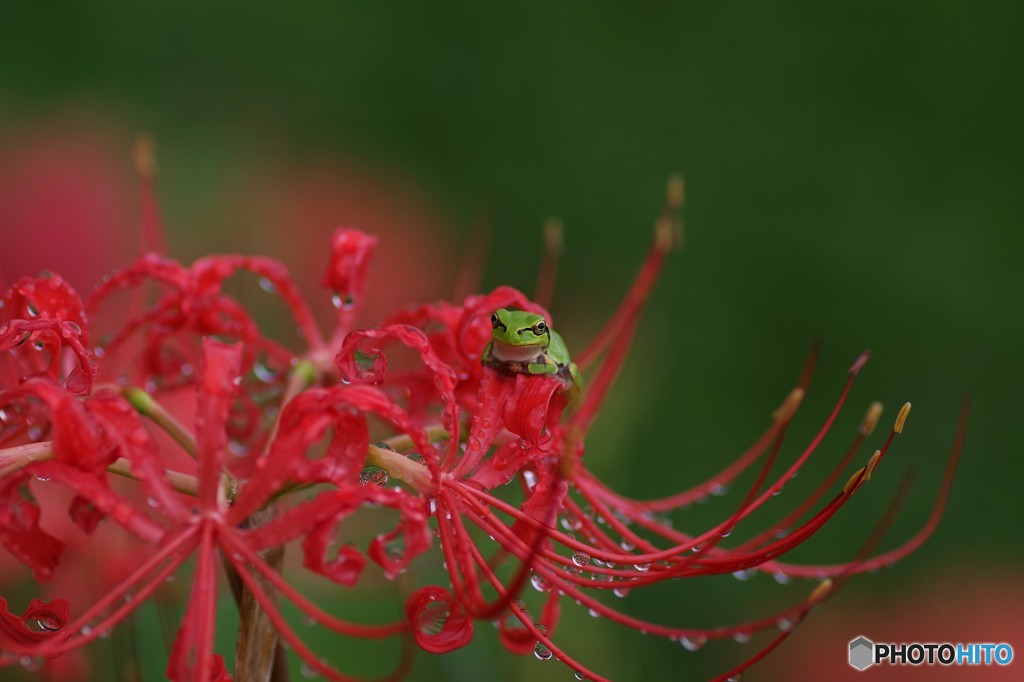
[{"left": 489, "top": 308, "right": 549, "bottom": 361}]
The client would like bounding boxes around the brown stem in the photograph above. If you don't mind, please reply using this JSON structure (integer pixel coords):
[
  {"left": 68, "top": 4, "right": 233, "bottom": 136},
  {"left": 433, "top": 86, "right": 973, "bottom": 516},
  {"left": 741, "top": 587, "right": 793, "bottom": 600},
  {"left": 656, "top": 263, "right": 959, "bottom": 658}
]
[{"left": 224, "top": 507, "right": 290, "bottom": 682}]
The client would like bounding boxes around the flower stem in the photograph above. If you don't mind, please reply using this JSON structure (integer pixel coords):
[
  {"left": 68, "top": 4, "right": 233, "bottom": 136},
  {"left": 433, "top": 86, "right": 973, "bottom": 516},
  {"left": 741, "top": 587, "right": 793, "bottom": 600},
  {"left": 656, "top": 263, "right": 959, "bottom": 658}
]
[{"left": 122, "top": 386, "right": 197, "bottom": 457}]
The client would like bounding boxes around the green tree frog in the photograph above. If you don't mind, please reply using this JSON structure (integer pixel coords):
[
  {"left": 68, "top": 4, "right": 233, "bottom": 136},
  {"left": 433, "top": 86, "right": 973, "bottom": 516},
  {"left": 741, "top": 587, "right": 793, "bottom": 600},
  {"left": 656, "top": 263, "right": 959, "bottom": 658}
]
[{"left": 482, "top": 308, "right": 582, "bottom": 394}]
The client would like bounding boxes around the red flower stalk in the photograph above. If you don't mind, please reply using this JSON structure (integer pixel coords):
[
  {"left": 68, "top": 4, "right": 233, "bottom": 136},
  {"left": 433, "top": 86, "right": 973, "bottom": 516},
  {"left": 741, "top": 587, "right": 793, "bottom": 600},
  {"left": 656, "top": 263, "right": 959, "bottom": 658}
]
[{"left": 0, "top": 168, "right": 967, "bottom": 682}]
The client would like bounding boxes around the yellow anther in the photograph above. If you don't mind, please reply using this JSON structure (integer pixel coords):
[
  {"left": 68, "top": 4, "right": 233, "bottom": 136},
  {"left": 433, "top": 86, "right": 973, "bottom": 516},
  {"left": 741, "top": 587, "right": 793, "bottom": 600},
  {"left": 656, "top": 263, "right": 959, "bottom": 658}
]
[
  {"left": 843, "top": 467, "right": 866, "bottom": 495},
  {"left": 859, "top": 401, "right": 884, "bottom": 436},
  {"left": 864, "top": 449, "right": 882, "bottom": 481},
  {"left": 667, "top": 174, "right": 685, "bottom": 210},
  {"left": 772, "top": 388, "right": 805, "bottom": 422},
  {"left": 894, "top": 402, "right": 911, "bottom": 434},
  {"left": 809, "top": 578, "right": 833, "bottom": 603},
  {"left": 654, "top": 216, "right": 676, "bottom": 253},
  {"left": 543, "top": 217, "right": 564, "bottom": 256},
  {"left": 132, "top": 134, "right": 156, "bottom": 180}
]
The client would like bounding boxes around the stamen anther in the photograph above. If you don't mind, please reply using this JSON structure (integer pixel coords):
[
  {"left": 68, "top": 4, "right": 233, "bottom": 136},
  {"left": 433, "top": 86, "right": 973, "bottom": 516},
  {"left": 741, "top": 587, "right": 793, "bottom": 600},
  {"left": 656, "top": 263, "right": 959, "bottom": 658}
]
[
  {"left": 894, "top": 402, "right": 911, "bottom": 434},
  {"left": 843, "top": 467, "right": 867, "bottom": 495},
  {"left": 864, "top": 449, "right": 882, "bottom": 481},
  {"left": 859, "top": 401, "right": 884, "bottom": 436},
  {"left": 771, "top": 388, "right": 805, "bottom": 422},
  {"left": 809, "top": 578, "right": 833, "bottom": 603}
]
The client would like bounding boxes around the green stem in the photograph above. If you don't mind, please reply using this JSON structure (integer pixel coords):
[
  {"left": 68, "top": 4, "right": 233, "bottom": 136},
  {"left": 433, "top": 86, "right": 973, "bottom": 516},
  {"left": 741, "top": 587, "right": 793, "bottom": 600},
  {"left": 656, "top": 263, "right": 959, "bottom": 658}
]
[{"left": 122, "top": 386, "right": 197, "bottom": 457}]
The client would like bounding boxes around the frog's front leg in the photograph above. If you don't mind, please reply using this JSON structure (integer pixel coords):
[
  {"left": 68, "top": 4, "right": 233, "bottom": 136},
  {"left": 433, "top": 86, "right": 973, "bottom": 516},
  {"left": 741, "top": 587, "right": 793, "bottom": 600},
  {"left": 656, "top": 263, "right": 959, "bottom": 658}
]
[{"left": 527, "top": 356, "right": 560, "bottom": 375}]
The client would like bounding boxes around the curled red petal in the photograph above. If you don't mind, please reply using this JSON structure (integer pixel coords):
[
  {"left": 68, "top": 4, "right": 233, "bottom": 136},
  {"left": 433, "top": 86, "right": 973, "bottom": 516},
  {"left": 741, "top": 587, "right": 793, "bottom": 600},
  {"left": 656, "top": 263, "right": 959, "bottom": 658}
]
[
  {"left": 1, "top": 273, "right": 89, "bottom": 344},
  {"left": 405, "top": 586, "right": 474, "bottom": 654},
  {"left": 366, "top": 487, "right": 432, "bottom": 578},
  {"left": 0, "top": 473, "right": 65, "bottom": 582},
  {"left": 320, "top": 228, "right": 377, "bottom": 308},
  {"left": 300, "top": 492, "right": 367, "bottom": 586},
  {"left": 0, "top": 596, "right": 70, "bottom": 647}
]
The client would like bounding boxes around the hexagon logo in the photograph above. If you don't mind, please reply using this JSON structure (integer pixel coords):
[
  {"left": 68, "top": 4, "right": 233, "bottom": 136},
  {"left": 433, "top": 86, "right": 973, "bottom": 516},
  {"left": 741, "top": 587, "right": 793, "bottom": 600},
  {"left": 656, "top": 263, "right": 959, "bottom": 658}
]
[{"left": 849, "top": 636, "right": 875, "bottom": 670}]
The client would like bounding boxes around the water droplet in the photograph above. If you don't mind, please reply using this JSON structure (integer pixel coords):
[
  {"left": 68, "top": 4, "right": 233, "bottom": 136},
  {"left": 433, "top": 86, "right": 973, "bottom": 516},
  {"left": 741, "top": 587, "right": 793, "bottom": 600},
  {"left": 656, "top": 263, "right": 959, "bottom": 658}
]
[
  {"left": 710, "top": 483, "right": 728, "bottom": 496},
  {"left": 513, "top": 598, "right": 526, "bottom": 611},
  {"left": 587, "top": 608, "right": 600, "bottom": 619},
  {"left": 690, "top": 543, "right": 703, "bottom": 553},
  {"left": 732, "top": 568, "right": 756, "bottom": 581},
  {"left": 776, "top": 617, "right": 795, "bottom": 632},
  {"left": 534, "top": 641, "right": 553, "bottom": 661},
  {"left": 620, "top": 539, "right": 635, "bottom": 551},
  {"left": 25, "top": 301, "right": 39, "bottom": 317},
  {"left": 300, "top": 661, "right": 320, "bottom": 679},
  {"left": 258, "top": 277, "right": 277, "bottom": 294},
  {"left": 772, "top": 571, "right": 791, "bottom": 585},
  {"left": 99, "top": 629, "right": 111, "bottom": 639},
  {"left": 574, "top": 673, "right": 588, "bottom": 681},
  {"left": 571, "top": 551, "right": 591, "bottom": 568},
  {"left": 80, "top": 625, "right": 93, "bottom": 636},
  {"left": 523, "top": 471, "right": 537, "bottom": 489},
  {"left": 531, "top": 572, "right": 552, "bottom": 593},
  {"left": 612, "top": 587, "right": 630, "bottom": 598},
  {"left": 719, "top": 528, "right": 732, "bottom": 538},
  {"left": 359, "top": 465, "right": 389, "bottom": 487},
  {"left": 727, "top": 675, "right": 743, "bottom": 682},
  {"left": 19, "top": 655, "right": 42, "bottom": 671},
  {"left": 772, "top": 486, "right": 784, "bottom": 496},
  {"left": 732, "top": 631, "right": 752, "bottom": 643},
  {"left": 633, "top": 562, "right": 651, "bottom": 572},
  {"left": 406, "top": 452, "right": 425, "bottom": 464},
  {"left": 561, "top": 513, "right": 583, "bottom": 532},
  {"left": 228, "top": 440, "right": 249, "bottom": 457},
  {"left": 33, "top": 473, "right": 51, "bottom": 482},
  {"left": 147, "top": 496, "right": 160, "bottom": 508},
  {"left": 416, "top": 600, "right": 451, "bottom": 636},
  {"left": 253, "top": 360, "right": 279, "bottom": 383},
  {"left": 681, "top": 635, "right": 707, "bottom": 651}
]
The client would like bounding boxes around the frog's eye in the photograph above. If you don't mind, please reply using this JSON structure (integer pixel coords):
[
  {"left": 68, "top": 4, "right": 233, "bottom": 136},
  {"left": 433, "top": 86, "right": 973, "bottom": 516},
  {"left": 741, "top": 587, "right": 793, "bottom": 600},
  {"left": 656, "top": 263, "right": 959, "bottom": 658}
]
[
  {"left": 533, "top": 321, "right": 547, "bottom": 335},
  {"left": 490, "top": 313, "right": 500, "bottom": 328}
]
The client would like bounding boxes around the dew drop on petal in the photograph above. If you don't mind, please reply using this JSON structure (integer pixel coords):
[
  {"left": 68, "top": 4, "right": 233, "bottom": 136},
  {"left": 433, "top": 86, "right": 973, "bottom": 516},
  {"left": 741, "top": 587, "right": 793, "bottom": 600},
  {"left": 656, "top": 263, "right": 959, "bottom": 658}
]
[
  {"left": 732, "top": 568, "right": 756, "bottom": 581},
  {"left": 258, "top": 277, "right": 277, "bottom": 294},
  {"left": 680, "top": 635, "right": 707, "bottom": 651},
  {"left": 19, "top": 656, "right": 42, "bottom": 671},
  {"left": 710, "top": 483, "right": 728, "bottom": 496},
  {"left": 612, "top": 587, "right": 630, "bottom": 598},
  {"left": 530, "top": 572, "right": 552, "bottom": 593},
  {"left": 733, "top": 631, "right": 752, "bottom": 643},
  {"left": 513, "top": 598, "right": 526, "bottom": 611},
  {"left": 776, "top": 617, "right": 795, "bottom": 632},
  {"left": 561, "top": 513, "right": 582, "bottom": 532},
  {"left": 300, "top": 661, "right": 320, "bottom": 679},
  {"left": 727, "top": 675, "right": 743, "bottom": 682},
  {"left": 575, "top": 673, "right": 588, "bottom": 681},
  {"left": 534, "top": 641, "right": 553, "bottom": 661},
  {"left": 571, "top": 551, "right": 591, "bottom": 568},
  {"left": 633, "top": 562, "right": 651, "bottom": 572},
  {"left": 772, "top": 571, "right": 791, "bottom": 585},
  {"left": 620, "top": 538, "right": 636, "bottom": 552},
  {"left": 359, "top": 465, "right": 389, "bottom": 487},
  {"left": 416, "top": 600, "right": 451, "bottom": 637}
]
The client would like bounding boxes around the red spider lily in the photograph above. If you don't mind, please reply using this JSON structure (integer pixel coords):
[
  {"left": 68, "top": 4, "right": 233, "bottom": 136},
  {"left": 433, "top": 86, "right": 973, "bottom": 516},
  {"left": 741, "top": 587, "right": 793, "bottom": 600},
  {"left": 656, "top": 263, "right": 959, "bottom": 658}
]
[{"left": 0, "top": 169, "right": 967, "bottom": 682}]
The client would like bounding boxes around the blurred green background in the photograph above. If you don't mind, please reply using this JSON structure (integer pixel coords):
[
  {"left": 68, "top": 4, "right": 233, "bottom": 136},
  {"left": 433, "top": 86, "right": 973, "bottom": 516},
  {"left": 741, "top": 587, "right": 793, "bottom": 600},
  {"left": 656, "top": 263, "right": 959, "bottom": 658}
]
[{"left": 1, "top": 2, "right": 1021, "bottom": 680}]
